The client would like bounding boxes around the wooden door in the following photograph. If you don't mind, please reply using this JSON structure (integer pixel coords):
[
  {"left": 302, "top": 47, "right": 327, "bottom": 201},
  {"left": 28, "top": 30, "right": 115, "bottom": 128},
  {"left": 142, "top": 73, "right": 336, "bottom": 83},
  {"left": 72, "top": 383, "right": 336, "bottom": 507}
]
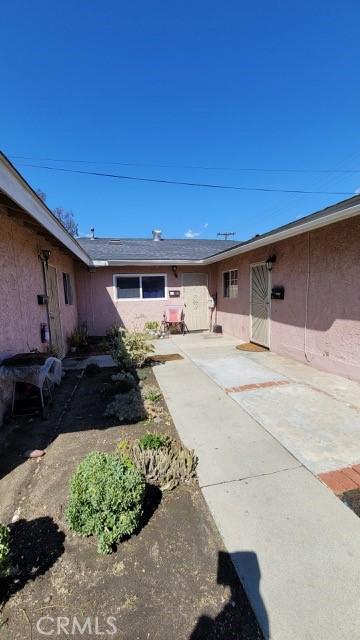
[
  {"left": 250, "top": 263, "right": 270, "bottom": 347},
  {"left": 183, "top": 273, "right": 209, "bottom": 331},
  {"left": 47, "top": 266, "right": 63, "bottom": 356}
]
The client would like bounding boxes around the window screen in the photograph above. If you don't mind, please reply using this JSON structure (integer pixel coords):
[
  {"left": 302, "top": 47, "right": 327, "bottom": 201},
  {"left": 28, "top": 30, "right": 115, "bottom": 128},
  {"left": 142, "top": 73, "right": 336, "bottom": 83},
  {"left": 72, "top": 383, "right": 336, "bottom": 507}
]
[
  {"left": 142, "top": 275, "right": 165, "bottom": 299},
  {"left": 223, "top": 270, "right": 238, "bottom": 298},
  {"left": 116, "top": 276, "right": 141, "bottom": 299}
]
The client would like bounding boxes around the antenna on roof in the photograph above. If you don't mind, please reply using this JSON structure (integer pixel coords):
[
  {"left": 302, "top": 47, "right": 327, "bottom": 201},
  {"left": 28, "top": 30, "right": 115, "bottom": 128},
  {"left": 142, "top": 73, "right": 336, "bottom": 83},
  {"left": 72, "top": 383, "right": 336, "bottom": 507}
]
[
  {"left": 217, "top": 231, "right": 236, "bottom": 240},
  {"left": 90, "top": 227, "right": 95, "bottom": 240}
]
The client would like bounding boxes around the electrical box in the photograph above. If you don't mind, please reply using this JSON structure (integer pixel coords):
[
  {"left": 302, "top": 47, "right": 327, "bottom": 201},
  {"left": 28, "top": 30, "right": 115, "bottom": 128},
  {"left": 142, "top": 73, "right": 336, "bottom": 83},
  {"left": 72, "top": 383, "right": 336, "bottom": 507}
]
[
  {"left": 169, "top": 290, "right": 180, "bottom": 298},
  {"left": 37, "top": 294, "right": 49, "bottom": 305},
  {"left": 271, "top": 286, "right": 284, "bottom": 300}
]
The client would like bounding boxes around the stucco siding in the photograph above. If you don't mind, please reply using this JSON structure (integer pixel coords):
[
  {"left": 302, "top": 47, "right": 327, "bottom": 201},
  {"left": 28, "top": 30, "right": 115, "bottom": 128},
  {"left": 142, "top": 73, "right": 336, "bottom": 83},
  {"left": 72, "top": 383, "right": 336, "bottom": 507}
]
[
  {"left": 76, "top": 265, "right": 217, "bottom": 335},
  {"left": 215, "top": 216, "right": 360, "bottom": 380},
  {"left": 0, "top": 209, "right": 78, "bottom": 360}
]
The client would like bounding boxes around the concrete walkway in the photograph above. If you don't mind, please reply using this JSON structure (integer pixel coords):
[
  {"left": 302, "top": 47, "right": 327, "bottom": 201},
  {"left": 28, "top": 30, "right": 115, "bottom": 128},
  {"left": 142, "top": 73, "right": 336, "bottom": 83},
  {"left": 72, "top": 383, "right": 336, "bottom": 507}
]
[{"left": 153, "top": 333, "right": 360, "bottom": 640}]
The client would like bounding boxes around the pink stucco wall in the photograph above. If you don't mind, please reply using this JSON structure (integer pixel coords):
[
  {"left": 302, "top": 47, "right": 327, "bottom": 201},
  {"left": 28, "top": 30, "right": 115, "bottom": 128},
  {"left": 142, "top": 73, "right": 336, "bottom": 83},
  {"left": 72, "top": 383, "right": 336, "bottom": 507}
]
[
  {"left": 75, "top": 215, "right": 360, "bottom": 381},
  {"left": 215, "top": 216, "right": 360, "bottom": 381},
  {"left": 75, "top": 265, "right": 217, "bottom": 335},
  {"left": 0, "top": 208, "right": 79, "bottom": 360}
]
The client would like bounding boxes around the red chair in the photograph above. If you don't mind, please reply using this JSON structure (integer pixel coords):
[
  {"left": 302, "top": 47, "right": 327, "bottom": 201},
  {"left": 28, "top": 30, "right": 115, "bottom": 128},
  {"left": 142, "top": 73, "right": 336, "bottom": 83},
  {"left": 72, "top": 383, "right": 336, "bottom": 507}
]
[{"left": 162, "top": 306, "right": 186, "bottom": 335}]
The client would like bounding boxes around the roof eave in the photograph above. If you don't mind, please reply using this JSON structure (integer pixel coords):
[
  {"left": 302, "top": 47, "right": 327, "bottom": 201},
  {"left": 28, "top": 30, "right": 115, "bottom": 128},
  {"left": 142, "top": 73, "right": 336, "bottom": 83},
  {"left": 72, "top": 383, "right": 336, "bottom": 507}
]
[
  {"left": 0, "top": 153, "right": 91, "bottom": 265},
  {"left": 93, "top": 258, "right": 207, "bottom": 267},
  {"left": 204, "top": 202, "right": 360, "bottom": 264}
]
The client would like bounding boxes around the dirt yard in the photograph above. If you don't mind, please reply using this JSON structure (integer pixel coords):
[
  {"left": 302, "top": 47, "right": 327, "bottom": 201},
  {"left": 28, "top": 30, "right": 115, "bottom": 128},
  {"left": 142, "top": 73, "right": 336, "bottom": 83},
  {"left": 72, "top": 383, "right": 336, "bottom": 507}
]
[{"left": 0, "top": 362, "right": 262, "bottom": 640}]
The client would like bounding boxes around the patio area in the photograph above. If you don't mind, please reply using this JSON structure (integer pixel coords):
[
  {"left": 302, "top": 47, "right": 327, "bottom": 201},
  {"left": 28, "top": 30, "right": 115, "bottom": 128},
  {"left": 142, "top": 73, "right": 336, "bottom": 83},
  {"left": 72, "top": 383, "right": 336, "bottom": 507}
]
[
  {"left": 152, "top": 331, "right": 360, "bottom": 640},
  {"left": 154, "top": 332, "right": 360, "bottom": 475}
]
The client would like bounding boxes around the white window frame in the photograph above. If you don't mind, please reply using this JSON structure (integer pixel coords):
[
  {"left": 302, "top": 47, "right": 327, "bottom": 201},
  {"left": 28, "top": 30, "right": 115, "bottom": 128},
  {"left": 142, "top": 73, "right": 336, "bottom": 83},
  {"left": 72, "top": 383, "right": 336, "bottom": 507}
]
[
  {"left": 113, "top": 273, "right": 168, "bottom": 301},
  {"left": 223, "top": 269, "right": 238, "bottom": 299}
]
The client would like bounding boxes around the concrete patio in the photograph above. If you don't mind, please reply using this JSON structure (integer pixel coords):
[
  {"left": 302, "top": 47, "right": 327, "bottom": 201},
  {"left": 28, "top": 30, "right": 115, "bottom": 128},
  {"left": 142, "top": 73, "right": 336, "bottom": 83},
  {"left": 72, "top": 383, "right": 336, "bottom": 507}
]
[{"left": 153, "top": 332, "right": 360, "bottom": 640}]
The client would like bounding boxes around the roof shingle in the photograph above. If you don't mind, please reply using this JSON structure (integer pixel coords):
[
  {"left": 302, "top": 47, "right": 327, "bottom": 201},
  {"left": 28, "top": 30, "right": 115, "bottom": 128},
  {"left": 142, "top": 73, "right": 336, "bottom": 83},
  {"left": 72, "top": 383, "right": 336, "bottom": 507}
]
[{"left": 77, "top": 237, "right": 239, "bottom": 261}]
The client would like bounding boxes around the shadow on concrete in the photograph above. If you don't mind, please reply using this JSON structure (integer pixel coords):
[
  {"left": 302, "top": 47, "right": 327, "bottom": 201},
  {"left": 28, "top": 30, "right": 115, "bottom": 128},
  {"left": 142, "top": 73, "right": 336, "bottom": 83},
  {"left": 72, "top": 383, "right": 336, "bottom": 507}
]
[{"left": 189, "top": 550, "right": 267, "bottom": 639}]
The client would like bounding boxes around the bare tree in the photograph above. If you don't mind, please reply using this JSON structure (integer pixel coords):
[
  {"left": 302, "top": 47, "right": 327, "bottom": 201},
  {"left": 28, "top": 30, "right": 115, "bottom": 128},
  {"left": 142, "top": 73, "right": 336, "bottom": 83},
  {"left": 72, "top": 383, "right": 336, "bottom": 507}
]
[
  {"left": 53, "top": 207, "right": 79, "bottom": 237},
  {"left": 36, "top": 188, "right": 47, "bottom": 202},
  {"left": 35, "top": 187, "right": 79, "bottom": 237}
]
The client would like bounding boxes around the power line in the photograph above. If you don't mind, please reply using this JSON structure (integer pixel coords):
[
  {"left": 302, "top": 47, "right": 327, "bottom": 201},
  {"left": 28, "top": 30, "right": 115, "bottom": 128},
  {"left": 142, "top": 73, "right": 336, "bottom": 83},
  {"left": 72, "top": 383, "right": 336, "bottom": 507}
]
[
  {"left": 263, "top": 148, "right": 360, "bottom": 222},
  {"left": 15, "top": 163, "right": 354, "bottom": 195},
  {"left": 8, "top": 154, "right": 360, "bottom": 174}
]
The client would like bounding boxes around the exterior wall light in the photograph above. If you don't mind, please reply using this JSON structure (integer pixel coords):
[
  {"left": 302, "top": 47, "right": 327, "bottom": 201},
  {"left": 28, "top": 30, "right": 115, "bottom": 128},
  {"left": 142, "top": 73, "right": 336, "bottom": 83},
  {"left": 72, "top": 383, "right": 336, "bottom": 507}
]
[
  {"left": 266, "top": 255, "right": 276, "bottom": 271},
  {"left": 39, "top": 249, "right": 52, "bottom": 268},
  {"left": 171, "top": 265, "right": 178, "bottom": 278}
]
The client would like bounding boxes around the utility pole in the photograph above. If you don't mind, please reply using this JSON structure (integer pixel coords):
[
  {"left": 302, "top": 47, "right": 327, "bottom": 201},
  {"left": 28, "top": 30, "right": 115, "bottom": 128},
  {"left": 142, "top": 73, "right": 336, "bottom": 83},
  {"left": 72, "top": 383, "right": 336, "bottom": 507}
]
[{"left": 217, "top": 231, "right": 236, "bottom": 240}]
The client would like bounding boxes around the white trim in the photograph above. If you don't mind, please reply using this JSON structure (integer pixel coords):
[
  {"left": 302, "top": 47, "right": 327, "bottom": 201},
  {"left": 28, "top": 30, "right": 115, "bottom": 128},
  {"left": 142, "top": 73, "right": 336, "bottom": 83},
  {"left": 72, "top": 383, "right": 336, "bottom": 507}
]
[
  {"left": 249, "top": 262, "right": 271, "bottom": 348},
  {"left": 112, "top": 273, "right": 168, "bottom": 301},
  {"left": 106, "top": 259, "right": 207, "bottom": 266},
  {"left": 222, "top": 268, "right": 239, "bottom": 299},
  {"left": 0, "top": 154, "right": 91, "bottom": 265}
]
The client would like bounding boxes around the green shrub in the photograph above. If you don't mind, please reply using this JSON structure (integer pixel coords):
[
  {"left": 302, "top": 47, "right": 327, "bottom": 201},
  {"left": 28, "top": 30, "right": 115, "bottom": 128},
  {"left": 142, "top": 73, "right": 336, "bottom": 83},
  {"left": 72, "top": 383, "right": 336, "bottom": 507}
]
[
  {"left": 138, "top": 432, "right": 171, "bottom": 451},
  {"left": 106, "top": 324, "right": 122, "bottom": 342},
  {"left": 143, "top": 386, "right": 162, "bottom": 403},
  {"left": 110, "top": 371, "right": 136, "bottom": 393},
  {"left": 0, "top": 523, "right": 10, "bottom": 578},
  {"left": 144, "top": 320, "right": 160, "bottom": 333},
  {"left": 68, "top": 325, "right": 88, "bottom": 348},
  {"left": 117, "top": 439, "right": 134, "bottom": 469},
  {"left": 110, "top": 329, "right": 155, "bottom": 369},
  {"left": 111, "top": 371, "right": 135, "bottom": 385},
  {"left": 104, "top": 389, "right": 146, "bottom": 423},
  {"left": 122, "top": 331, "right": 155, "bottom": 367},
  {"left": 66, "top": 452, "right": 145, "bottom": 554}
]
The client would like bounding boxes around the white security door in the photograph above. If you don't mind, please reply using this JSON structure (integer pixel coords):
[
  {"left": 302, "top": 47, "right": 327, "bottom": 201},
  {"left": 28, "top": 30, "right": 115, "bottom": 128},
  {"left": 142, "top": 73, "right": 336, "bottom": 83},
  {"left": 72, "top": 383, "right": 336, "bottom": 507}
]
[
  {"left": 250, "top": 263, "right": 270, "bottom": 347},
  {"left": 183, "top": 272, "right": 209, "bottom": 331}
]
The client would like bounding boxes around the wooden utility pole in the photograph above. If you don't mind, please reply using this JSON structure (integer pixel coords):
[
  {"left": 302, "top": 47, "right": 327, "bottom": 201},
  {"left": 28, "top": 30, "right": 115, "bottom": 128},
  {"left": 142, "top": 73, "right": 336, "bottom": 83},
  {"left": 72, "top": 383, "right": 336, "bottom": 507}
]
[{"left": 217, "top": 231, "right": 236, "bottom": 240}]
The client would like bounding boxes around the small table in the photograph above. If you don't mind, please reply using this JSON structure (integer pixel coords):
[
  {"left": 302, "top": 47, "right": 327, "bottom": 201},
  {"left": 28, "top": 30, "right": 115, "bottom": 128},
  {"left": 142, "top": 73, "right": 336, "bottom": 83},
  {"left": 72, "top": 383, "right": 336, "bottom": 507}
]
[{"left": 0, "top": 353, "right": 62, "bottom": 416}]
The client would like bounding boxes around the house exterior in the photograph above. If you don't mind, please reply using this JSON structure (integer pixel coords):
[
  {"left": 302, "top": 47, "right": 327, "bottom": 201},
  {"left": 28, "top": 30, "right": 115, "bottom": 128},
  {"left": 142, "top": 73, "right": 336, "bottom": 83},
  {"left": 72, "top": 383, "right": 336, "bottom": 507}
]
[
  {"left": 76, "top": 198, "right": 360, "bottom": 382},
  {"left": 0, "top": 153, "right": 90, "bottom": 420},
  {"left": 1, "top": 147, "right": 360, "bottom": 425},
  {"left": 74, "top": 236, "right": 236, "bottom": 335}
]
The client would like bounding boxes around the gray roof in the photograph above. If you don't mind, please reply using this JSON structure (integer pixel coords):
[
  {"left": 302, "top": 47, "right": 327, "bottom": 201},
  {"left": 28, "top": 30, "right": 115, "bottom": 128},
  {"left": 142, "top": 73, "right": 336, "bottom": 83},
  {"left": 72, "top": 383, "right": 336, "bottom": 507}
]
[
  {"left": 77, "top": 194, "right": 360, "bottom": 264},
  {"left": 77, "top": 237, "right": 238, "bottom": 261}
]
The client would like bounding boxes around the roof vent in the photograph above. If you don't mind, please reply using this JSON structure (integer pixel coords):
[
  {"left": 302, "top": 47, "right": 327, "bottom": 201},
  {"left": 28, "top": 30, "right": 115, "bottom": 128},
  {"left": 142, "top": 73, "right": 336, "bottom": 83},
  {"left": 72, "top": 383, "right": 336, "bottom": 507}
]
[
  {"left": 90, "top": 227, "right": 95, "bottom": 240},
  {"left": 152, "top": 229, "right": 162, "bottom": 241}
]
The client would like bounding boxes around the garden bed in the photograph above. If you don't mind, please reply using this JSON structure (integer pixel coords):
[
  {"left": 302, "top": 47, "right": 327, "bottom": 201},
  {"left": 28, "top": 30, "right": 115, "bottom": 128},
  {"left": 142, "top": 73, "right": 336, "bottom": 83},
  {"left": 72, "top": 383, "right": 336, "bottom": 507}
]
[{"left": 0, "top": 362, "right": 262, "bottom": 639}]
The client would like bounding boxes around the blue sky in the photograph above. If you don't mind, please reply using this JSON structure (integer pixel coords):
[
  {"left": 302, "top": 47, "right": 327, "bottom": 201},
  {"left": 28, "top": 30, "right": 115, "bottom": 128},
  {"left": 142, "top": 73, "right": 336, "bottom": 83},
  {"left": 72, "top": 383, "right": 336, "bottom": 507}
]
[{"left": 1, "top": 1, "right": 360, "bottom": 240}]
